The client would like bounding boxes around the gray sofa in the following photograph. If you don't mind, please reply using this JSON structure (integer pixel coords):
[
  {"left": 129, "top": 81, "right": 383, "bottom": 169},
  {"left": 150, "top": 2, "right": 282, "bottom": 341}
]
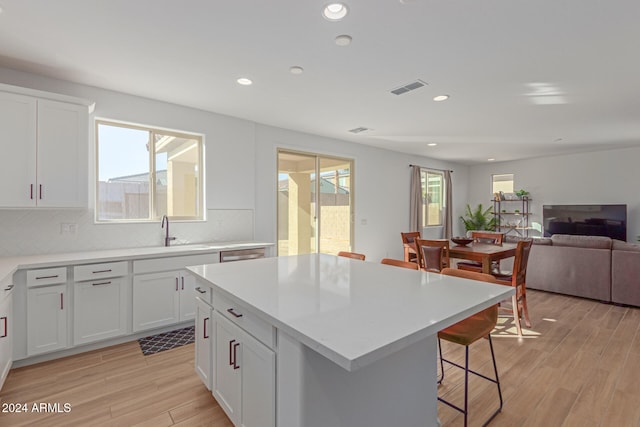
[{"left": 508, "top": 234, "right": 640, "bottom": 306}]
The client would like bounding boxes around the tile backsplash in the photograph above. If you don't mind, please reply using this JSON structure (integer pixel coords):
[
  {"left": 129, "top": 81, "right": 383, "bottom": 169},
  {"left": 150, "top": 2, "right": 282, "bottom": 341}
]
[{"left": 0, "top": 209, "right": 255, "bottom": 257}]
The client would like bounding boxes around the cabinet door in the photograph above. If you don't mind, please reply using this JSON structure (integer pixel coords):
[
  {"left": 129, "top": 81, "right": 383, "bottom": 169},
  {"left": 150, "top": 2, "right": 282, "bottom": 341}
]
[
  {"left": 74, "top": 278, "right": 127, "bottom": 345},
  {"left": 132, "top": 271, "right": 180, "bottom": 332},
  {"left": 213, "top": 312, "right": 242, "bottom": 426},
  {"left": 36, "top": 99, "right": 88, "bottom": 208},
  {"left": 0, "top": 287, "right": 13, "bottom": 389},
  {"left": 195, "top": 297, "right": 213, "bottom": 390},
  {"left": 27, "top": 284, "right": 68, "bottom": 355},
  {"left": 240, "top": 328, "right": 276, "bottom": 427},
  {"left": 0, "top": 91, "right": 37, "bottom": 207},
  {"left": 179, "top": 272, "right": 197, "bottom": 321}
]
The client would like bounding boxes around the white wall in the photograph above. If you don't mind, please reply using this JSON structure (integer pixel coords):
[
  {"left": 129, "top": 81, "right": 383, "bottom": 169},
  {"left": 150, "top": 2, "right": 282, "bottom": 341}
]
[
  {"left": 0, "top": 66, "right": 468, "bottom": 258},
  {"left": 0, "top": 67, "right": 257, "bottom": 255},
  {"left": 253, "top": 125, "right": 469, "bottom": 261},
  {"left": 467, "top": 147, "right": 640, "bottom": 242}
]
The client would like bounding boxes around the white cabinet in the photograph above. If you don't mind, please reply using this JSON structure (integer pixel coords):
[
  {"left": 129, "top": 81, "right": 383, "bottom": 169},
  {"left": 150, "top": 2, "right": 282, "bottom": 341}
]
[
  {"left": 0, "top": 91, "right": 36, "bottom": 207},
  {"left": 0, "top": 89, "right": 89, "bottom": 208},
  {"left": 132, "top": 253, "right": 216, "bottom": 333},
  {"left": 213, "top": 311, "right": 275, "bottom": 427},
  {"left": 0, "top": 281, "right": 13, "bottom": 390},
  {"left": 27, "top": 284, "right": 68, "bottom": 356},
  {"left": 132, "top": 270, "right": 195, "bottom": 332},
  {"left": 73, "top": 261, "right": 129, "bottom": 345},
  {"left": 195, "top": 297, "right": 213, "bottom": 389}
]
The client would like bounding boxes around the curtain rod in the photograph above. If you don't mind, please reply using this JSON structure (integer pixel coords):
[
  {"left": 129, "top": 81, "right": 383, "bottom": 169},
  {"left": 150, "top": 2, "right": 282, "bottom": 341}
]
[{"left": 409, "top": 164, "right": 453, "bottom": 173}]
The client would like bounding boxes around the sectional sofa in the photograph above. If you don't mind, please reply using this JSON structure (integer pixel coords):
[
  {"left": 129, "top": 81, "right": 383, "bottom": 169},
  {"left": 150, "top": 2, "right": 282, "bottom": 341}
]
[{"left": 513, "top": 234, "right": 640, "bottom": 306}]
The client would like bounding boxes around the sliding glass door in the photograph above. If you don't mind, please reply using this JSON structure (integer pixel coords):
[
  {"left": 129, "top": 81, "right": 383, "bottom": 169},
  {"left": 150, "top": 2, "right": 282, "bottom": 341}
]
[{"left": 277, "top": 150, "right": 353, "bottom": 256}]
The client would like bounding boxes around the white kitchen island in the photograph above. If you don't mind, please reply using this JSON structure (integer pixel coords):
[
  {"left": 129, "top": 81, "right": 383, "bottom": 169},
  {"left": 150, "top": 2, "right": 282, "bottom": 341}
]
[{"left": 188, "top": 254, "right": 514, "bottom": 427}]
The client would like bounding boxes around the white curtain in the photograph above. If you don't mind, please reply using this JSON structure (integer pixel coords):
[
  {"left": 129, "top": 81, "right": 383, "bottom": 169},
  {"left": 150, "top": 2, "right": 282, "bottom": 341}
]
[{"left": 409, "top": 165, "right": 423, "bottom": 232}]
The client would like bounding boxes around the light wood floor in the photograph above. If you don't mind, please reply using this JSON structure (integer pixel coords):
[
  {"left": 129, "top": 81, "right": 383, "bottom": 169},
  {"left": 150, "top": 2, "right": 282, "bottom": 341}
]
[{"left": 1, "top": 289, "right": 640, "bottom": 427}]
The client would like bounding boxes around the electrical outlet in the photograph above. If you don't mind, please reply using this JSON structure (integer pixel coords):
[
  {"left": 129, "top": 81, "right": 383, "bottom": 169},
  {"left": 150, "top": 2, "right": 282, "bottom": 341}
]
[{"left": 60, "top": 223, "right": 78, "bottom": 234}]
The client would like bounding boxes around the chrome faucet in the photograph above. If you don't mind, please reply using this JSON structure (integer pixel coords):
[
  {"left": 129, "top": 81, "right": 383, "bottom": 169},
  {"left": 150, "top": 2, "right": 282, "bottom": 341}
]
[{"left": 161, "top": 215, "right": 176, "bottom": 247}]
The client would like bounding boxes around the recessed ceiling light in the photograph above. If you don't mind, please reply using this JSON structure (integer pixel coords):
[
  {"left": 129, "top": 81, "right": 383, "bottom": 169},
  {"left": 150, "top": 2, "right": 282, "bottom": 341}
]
[
  {"left": 427, "top": 143, "right": 437, "bottom": 147},
  {"left": 487, "top": 158, "right": 495, "bottom": 162},
  {"left": 237, "top": 78, "right": 253, "bottom": 86},
  {"left": 290, "top": 66, "right": 304, "bottom": 75},
  {"left": 433, "top": 95, "right": 450, "bottom": 102},
  {"left": 323, "top": 3, "right": 349, "bottom": 21},
  {"left": 335, "top": 35, "right": 352, "bottom": 46}
]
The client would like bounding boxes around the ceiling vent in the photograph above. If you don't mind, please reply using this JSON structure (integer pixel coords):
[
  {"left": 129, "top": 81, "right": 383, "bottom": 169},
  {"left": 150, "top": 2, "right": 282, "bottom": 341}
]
[
  {"left": 348, "top": 127, "right": 370, "bottom": 134},
  {"left": 390, "top": 79, "right": 428, "bottom": 95}
]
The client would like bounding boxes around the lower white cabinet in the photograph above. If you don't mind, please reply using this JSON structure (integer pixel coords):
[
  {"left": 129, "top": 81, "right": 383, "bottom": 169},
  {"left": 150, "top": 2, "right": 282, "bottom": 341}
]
[
  {"left": 195, "top": 297, "right": 213, "bottom": 389},
  {"left": 27, "top": 284, "right": 68, "bottom": 355},
  {"left": 132, "top": 270, "right": 195, "bottom": 332},
  {"left": 213, "top": 311, "right": 275, "bottom": 427},
  {"left": 74, "top": 278, "right": 127, "bottom": 345},
  {"left": 0, "top": 282, "right": 13, "bottom": 389}
]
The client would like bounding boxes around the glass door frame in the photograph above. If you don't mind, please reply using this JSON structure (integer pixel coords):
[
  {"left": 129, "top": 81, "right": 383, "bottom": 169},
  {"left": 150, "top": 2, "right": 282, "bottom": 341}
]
[{"left": 276, "top": 148, "right": 355, "bottom": 256}]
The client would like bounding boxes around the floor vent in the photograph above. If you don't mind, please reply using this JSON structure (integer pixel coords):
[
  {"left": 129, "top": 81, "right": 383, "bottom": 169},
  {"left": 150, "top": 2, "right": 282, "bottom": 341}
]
[{"left": 390, "top": 79, "right": 428, "bottom": 95}]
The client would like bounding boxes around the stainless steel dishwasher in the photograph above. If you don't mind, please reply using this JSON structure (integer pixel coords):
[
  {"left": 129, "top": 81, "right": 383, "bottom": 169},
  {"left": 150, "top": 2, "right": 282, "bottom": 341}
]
[{"left": 219, "top": 247, "right": 266, "bottom": 263}]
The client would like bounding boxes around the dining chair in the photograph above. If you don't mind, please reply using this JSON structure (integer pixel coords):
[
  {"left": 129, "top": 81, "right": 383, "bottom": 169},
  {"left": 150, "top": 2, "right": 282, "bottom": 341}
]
[
  {"left": 400, "top": 231, "right": 421, "bottom": 264},
  {"left": 457, "top": 231, "right": 505, "bottom": 273},
  {"left": 416, "top": 239, "right": 450, "bottom": 272},
  {"left": 493, "top": 239, "right": 533, "bottom": 336},
  {"left": 380, "top": 258, "right": 420, "bottom": 270},
  {"left": 437, "top": 268, "right": 503, "bottom": 427},
  {"left": 337, "top": 251, "right": 366, "bottom": 261}
]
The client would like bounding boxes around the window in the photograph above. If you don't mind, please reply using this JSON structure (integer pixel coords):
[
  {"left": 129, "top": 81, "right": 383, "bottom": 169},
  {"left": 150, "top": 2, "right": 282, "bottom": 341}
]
[
  {"left": 422, "top": 169, "right": 445, "bottom": 226},
  {"left": 492, "top": 173, "right": 514, "bottom": 194},
  {"left": 96, "top": 120, "right": 203, "bottom": 222}
]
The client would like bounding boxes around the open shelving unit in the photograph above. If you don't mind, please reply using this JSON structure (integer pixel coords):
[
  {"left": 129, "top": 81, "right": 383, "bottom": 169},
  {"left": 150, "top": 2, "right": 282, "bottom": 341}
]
[{"left": 493, "top": 196, "right": 531, "bottom": 237}]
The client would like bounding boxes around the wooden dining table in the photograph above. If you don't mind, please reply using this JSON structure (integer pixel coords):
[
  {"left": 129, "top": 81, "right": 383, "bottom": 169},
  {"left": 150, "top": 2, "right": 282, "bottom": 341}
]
[{"left": 448, "top": 241, "right": 517, "bottom": 274}]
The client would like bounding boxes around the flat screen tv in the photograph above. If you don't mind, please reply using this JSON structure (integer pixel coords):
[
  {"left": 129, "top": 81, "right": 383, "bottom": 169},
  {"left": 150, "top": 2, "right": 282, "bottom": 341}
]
[{"left": 543, "top": 204, "right": 627, "bottom": 241}]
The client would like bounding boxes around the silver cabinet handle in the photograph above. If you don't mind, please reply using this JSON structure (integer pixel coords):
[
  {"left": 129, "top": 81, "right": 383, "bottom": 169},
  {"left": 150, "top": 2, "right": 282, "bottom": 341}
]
[
  {"left": 92, "top": 281, "right": 111, "bottom": 286},
  {"left": 1, "top": 316, "right": 7, "bottom": 338},
  {"left": 92, "top": 269, "right": 112, "bottom": 274},
  {"left": 36, "top": 275, "right": 59, "bottom": 280},
  {"left": 227, "top": 308, "right": 243, "bottom": 318},
  {"left": 4, "top": 284, "right": 13, "bottom": 291},
  {"left": 229, "top": 339, "right": 240, "bottom": 370},
  {"left": 195, "top": 287, "right": 206, "bottom": 294}
]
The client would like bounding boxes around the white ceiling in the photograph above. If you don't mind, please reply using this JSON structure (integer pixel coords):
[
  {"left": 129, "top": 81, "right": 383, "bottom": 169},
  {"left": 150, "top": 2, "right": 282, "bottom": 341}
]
[{"left": 1, "top": 0, "right": 639, "bottom": 165}]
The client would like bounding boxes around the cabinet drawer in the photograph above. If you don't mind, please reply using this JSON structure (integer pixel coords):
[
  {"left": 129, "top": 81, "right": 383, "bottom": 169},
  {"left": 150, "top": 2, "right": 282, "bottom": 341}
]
[
  {"left": 26, "top": 267, "right": 67, "bottom": 287},
  {"left": 215, "top": 291, "right": 275, "bottom": 349},
  {"left": 133, "top": 253, "right": 217, "bottom": 275},
  {"left": 74, "top": 261, "right": 128, "bottom": 282}
]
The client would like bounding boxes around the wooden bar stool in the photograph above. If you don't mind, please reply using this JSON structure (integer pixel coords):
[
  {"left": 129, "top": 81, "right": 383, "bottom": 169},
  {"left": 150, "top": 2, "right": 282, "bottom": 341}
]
[
  {"left": 337, "top": 251, "right": 366, "bottom": 261},
  {"left": 437, "top": 268, "right": 503, "bottom": 427},
  {"left": 380, "top": 258, "right": 419, "bottom": 270}
]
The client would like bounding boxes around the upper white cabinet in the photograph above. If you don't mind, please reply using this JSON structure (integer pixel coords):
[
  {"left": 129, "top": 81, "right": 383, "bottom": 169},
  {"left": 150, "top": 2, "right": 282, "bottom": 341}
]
[{"left": 0, "top": 86, "right": 90, "bottom": 208}]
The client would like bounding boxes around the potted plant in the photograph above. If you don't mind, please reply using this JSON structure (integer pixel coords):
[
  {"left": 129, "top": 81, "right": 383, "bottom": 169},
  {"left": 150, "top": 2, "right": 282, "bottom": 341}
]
[
  {"left": 460, "top": 204, "right": 497, "bottom": 232},
  {"left": 515, "top": 189, "right": 530, "bottom": 199}
]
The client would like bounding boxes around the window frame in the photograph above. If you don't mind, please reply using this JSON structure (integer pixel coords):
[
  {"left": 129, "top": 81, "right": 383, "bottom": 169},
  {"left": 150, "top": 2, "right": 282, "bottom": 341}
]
[
  {"left": 95, "top": 119, "right": 204, "bottom": 223},
  {"left": 421, "top": 168, "right": 445, "bottom": 227}
]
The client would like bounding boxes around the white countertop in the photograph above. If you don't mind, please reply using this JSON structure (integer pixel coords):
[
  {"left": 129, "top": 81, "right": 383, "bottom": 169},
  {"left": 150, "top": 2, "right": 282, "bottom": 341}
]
[
  {"left": 188, "top": 253, "right": 515, "bottom": 371},
  {"left": 0, "top": 241, "right": 273, "bottom": 284}
]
